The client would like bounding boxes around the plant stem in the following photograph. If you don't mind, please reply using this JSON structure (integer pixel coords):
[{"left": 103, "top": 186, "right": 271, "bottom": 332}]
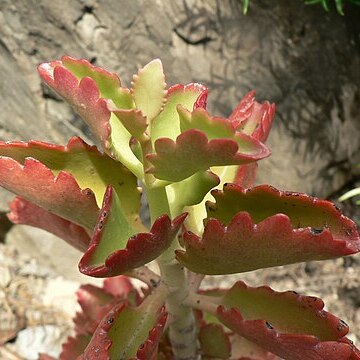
[
  {"left": 160, "top": 261, "right": 199, "bottom": 360},
  {"left": 126, "top": 266, "right": 161, "bottom": 288},
  {"left": 184, "top": 293, "right": 220, "bottom": 314},
  {"left": 145, "top": 185, "right": 199, "bottom": 360}
]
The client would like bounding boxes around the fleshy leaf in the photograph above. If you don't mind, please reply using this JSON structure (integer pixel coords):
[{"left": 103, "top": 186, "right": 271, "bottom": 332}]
[
  {"left": 79, "top": 186, "right": 187, "bottom": 277},
  {"left": 60, "top": 334, "right": 91, "bottom": 360},
  {"left": 230, "top": 92, "right": 275, "bottom": 143},
  {"left": 0, "top": 137, "right": 141, "bottom": 226},
  {"left": 217, "top": 305, "right": 360, "bottom": 359},
  {"left": 79, "top": 302, "right": 167, "bottom": 360},
  {"left": 199, "top": 323, "right": 231, "bottom": 358},
  {"left": 167, "top": 170, "right": 220, "bottom": 216},
  {"left": 150, "top": 83, "right": 208, "bottom": 144},
  {"left": 0, "top": 157, "right": 98, "bottom": 230},
  {"left": 177, "top": 184, "right": 360, "bottom": 274},
  {"left": 38, "top": 61, "right": 112, "bottom": 147},
  {"left": 38, "top": 58, "right": 143, "bottom": 177},
  {"left": 211, "top": 281, "right": 360, "bottom": 359},
  {"left": 61, "top": 56, "right": 134, "bottom": 109},
  {"left": 132, "top": 59, "right": 166, "bottom": 122},
  {"left": 111, "top": 108, "right": 149, "bottom": 142},
  {"left": 229, "top": 91, "right": 275, "bottom": 187},
  {"left": 219, "top": 282, "right": 349, "bottom": 340},
  {"left": 8, "top": 197, "right": 91, "bottom": 252},
  {"left": 147, "top": 129, "right": 269, "bottom": 182}
]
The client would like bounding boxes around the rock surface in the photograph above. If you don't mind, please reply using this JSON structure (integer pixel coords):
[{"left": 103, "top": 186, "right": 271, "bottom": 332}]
[{"left": 0, "top": 0, "right": 359, "bottom": 199}]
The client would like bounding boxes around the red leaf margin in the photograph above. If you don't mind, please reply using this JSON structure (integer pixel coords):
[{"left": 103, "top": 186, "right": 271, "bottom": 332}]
[
  {"left": 79, "top": 186, "right": 187, "bottom": 277},
  {"left": 146, "top": 129, "right": 270, "bottom": 182},
  {"left": 217, "top": 306, "right": 360, "bottom": 360},
  {"left": 176, "top": 210, "right": 360, "bottom": 275},
  {"left": 77, "top": 303, "right": 167, "bottom": 360},
  {"left": 8, "top": 197, "right": 91, "bottom": 252},
  {"left": 0, "top": 156, "right": 99, "bottom": 230},
  {"left": 38, "top": 59, "right": 113, "bottom": 151}
]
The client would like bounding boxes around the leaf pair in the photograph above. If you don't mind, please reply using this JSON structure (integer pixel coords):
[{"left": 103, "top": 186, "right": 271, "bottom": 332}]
[{"left": 0, "top": 137, "right": 185, "bottom": 276}]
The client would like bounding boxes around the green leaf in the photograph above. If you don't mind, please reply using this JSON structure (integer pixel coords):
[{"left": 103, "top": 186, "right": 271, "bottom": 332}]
[
  {"left": 38, "top": 58, "right": 144, "bottom": 178},
  {"left": 166, "top": 171, "right": 220, "bottom": 216},
  {"left": 62, "top": 56, "right": 134, "bottom": 109},
  {"left": 220, "top": 282, "right": 349, "bottom": 340},
  {"left": 79, "top": 301, "right": 167, "bottom": 360},
  {"left": 79, "top": 186, "right": 187, "bottom": 277},
  {"left": 176, "top": 184, "right": 360, "bottom": 274},
  {"left": 0, "top": 156, "right": 98, "bottom": 230},
  {"left": 199, "top": 323, "right": 231, "bottom": 359},
  {"left": 0, "top": 137, "right": 140, "bottom": 215},
  {"left": 150, "top": 83, "right": 208, "bottom": 144},
  {"left": 215, "top": 282, "right": 360, "bottom": 360},
  {"left": 147, "top": 130, "right": 269, "bottom": 182},
  {"left": 111, "top": 108, "right": 148, "bottom": 142},
  {"left": 132, "top": 59, "right": 166, "bottom": 122}
]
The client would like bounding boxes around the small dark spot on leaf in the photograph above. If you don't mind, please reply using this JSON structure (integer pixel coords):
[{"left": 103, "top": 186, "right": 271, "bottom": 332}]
[
  {"left": 310, "top": 227, "right": 323, "bottom": 235},
  {"left": 107, "top": 317, "right": 114, "bottom": 324},
  {"left": 150, "top": 278, "right": 159, "bottom": 288},
  {"left": 85, "top": 189, "right": 93, "bottom": 197},
  {"left": 337, "top": 319, "right": 348, "bottom": 332},
  {"left": 333, "top": 204, "right": 341, "bottom": 212},
  {"left": 345, "top": 228, "right": 353, "bottom": 236},
  {"left": 102, "top": 211, "right": 107, "bottom": 217},
  {"left": 98, "top": 220, "right": 103, "bottom": 230},
  {"left": 139, "top": 343, "right": 145, "bottom": 349},
  {"left": 265, "top": 321, "right": 273, "bottom": 329},
  {"left": 290, "top": 291, "right": 298, "bottom": 295},
  {"left": 196, "top": 300, "right": 200, "bottom": 304}
]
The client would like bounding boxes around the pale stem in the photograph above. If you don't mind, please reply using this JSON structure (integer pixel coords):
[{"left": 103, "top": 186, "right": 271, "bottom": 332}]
[
  {"left": 184, "top": 293, "right": 220, "bottom": 315},
  {"left": 126, "top": 266, "right": 161, "bottom": 289},
  {"left": 160, "top": 261, "right": 199, "bottom": 360},
  {"left": 188, "top": 272, "right": 205, "bottom": 292},
  {"left": 145, "top": 185, "right": 199, "bottom": 360}
]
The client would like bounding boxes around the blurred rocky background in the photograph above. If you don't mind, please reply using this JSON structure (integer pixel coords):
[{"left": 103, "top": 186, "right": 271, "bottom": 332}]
[{"left": 0, "top": 0, "right": 359, "bottom": 358}]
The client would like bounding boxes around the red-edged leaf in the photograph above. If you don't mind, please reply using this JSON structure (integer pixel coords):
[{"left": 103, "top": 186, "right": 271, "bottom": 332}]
[
  {"left": 147, "top": 129, "right": 269, "bottom": 182},
  {"left": 199, "top": 323, "right": 231, "bottom": 358},
  {"left": 229, "top": 90, "right": 257, "bottom": 130},
  {"left": 218, "top": 307, "right": 360, "bottom": 360},
  {"left": 221, "top": 282, "right": 349, "bottom": 339},
  {"left": 111, "top": 108, "right": 148, "bottom": 141},
  {"left": 177, "top": 184, "right": 360, "bottom": 274},
  {"left": 38, "top": 58, "right": 143, "bottom": 177},
  {"left": 79, "top": 186, "right": 187, "bottom": 277},
  {"left": 229, "top": 91, "right": 275, "bottom": 143},
  {"left": 60, "top": 334, "right": 91, "bottom": 360},
  {"left": 0, "top": 137, "right": 141, "bottom": 227},
  {"left": 0, "top": 157, "right": 98, "bottom": 230},
  {"left": 39, "top": 61, "right": 111, "bottom": 147},
  {"left": 79, "top": 302, "right": 167, "bottom": 360},
  {"left": 8, "top": 197, "right": 90, "bottom": 252},
  {"left": 150, "top": 83, "right": 208, "bottom": 144},
  {"left": 211, "top": 281, "right": 360, "bottom": 360}
]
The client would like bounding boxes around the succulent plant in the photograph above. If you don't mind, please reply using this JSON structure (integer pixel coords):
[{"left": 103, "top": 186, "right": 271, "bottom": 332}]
[{"left": 1, "top": 56, "right": 359, "bottom": 359}]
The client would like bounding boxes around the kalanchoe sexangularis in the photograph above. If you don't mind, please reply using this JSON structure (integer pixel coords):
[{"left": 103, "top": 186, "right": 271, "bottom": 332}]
[{"left": 1, "top": 56, "right": 359, "bottom": 360}]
